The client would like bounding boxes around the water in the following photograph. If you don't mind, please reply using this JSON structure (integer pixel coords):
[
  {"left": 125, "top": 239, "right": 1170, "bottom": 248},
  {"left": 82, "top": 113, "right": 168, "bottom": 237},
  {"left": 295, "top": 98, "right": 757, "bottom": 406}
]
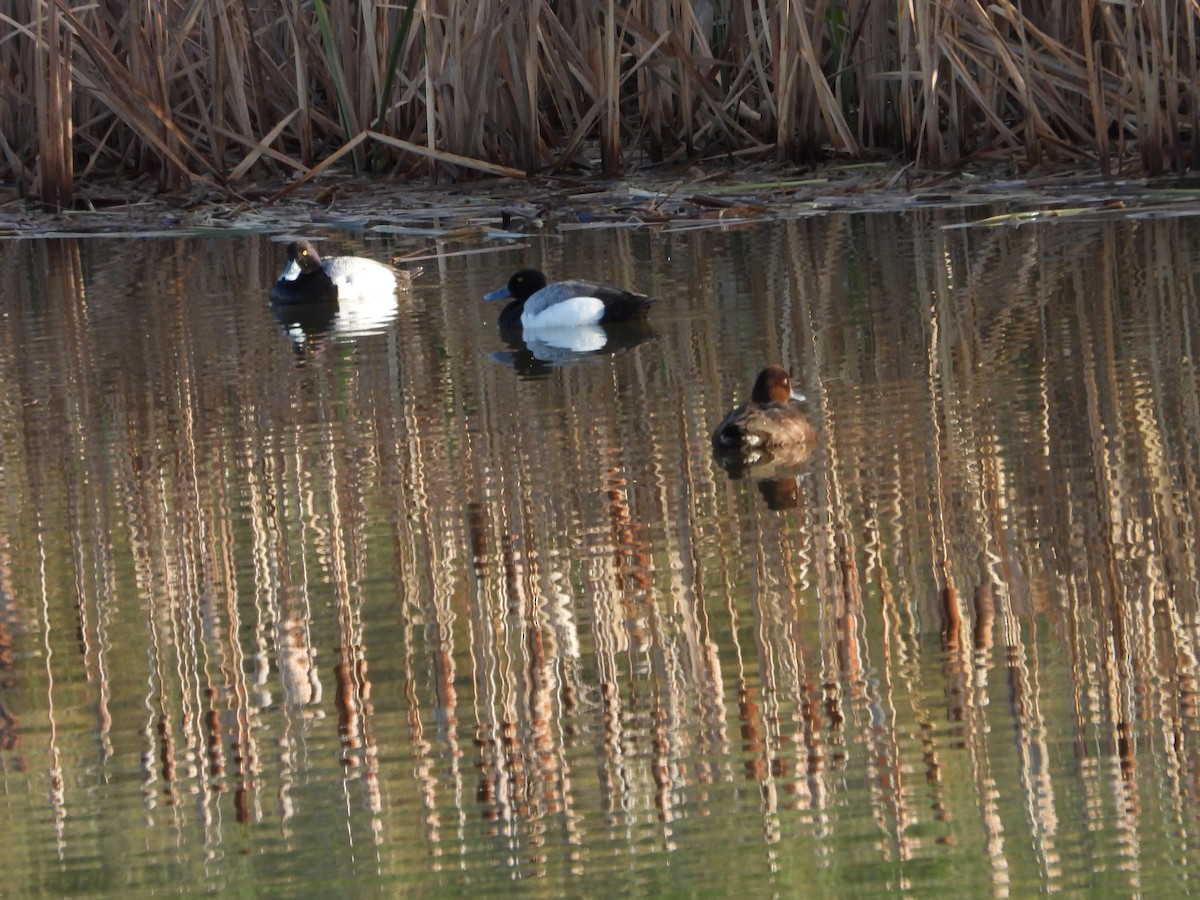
[{"left": 2, "top": 208, "right": 1200, "bottom": 897}]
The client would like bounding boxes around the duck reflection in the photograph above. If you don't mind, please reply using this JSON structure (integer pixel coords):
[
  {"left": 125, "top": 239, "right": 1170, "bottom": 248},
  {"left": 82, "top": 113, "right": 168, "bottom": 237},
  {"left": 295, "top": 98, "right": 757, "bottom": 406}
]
[
  {"left": 712, "top": 441, "right": 814, "bottom": 510},
  {"left": 271, "top": 297, "right": 401, "bottom": 356},
  {"left": 490, "top": 318, "right": 655, "bottom": 377}
]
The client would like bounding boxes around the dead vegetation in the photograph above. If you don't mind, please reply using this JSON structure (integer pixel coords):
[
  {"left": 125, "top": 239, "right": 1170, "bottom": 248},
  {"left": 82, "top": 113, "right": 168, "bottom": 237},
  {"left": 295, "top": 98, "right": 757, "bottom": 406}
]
[{"left": 3, "top": 1, "right": 1198, "bottom": 210}]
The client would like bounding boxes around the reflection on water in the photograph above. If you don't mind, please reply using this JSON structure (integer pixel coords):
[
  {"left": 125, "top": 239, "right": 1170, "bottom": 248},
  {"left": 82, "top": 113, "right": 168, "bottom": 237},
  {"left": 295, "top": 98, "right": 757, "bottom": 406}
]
[
  {"left": 1, "top": 213, "right": 1200, "bottom": 896},
  {"left": 492, "top": 317, "right": 657, "bottom": 377},
  {"left": 272, "top": 294, "right": 403, "bottom": 351},
  {"left": 713, "top": 440, "right": 815, "bottom": 512}
]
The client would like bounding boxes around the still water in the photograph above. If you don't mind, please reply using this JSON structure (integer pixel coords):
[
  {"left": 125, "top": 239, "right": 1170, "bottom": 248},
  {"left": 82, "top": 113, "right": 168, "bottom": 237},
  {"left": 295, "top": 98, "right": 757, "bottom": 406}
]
[{"left": 1, "top": 206, "right": 1199, "bottom": 897}]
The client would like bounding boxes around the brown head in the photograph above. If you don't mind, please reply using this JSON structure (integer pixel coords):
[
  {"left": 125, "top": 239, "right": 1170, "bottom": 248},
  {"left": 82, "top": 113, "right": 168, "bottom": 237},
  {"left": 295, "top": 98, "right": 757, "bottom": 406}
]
[
  {"left": 750, "top": 365, "right": 794, "bottom": 404},
  {"left": 286, "top": 240, "right": 325, "bottom": 275}
]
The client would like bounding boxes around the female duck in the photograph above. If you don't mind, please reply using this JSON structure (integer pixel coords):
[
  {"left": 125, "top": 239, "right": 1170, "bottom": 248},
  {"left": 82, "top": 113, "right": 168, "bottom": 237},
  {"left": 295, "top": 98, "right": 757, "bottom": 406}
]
[
  {"left": 484, "top": 268, "right": 652, "bottom": 330},
  {"left": 270, "top": 239, "right": 398, "bottom": 305},
  {"left": 712, "top": 365, "right": 815, "bottom": 451}
]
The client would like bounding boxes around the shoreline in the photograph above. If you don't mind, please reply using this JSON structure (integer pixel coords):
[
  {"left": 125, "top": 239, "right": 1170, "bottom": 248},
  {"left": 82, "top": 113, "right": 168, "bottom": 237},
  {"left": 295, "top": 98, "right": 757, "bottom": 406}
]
[{"left": 3, "top": 161, "right": 1199, "bottom": 239}]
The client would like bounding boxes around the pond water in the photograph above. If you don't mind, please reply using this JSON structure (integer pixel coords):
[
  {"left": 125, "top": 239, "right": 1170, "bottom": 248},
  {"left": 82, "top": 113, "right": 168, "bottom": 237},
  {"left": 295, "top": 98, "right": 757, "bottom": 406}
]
[{"left": 2, "top": 205, "right": 1199, "bottom": 897}]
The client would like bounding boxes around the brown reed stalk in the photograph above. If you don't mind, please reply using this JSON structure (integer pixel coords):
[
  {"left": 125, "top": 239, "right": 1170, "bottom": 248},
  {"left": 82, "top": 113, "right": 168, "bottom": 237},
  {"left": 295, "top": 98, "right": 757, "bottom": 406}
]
[
  {"left": 601, "top": 0, "right": 621, "bottom": 174},
  {"left": 846, "top": 0, "right": 894, "bottom": 148},
  {"left": 35, "top": 0, "right": 73, "bottom": 209},
  {"left": 1078, "top": 1, "right": 1110, "bottom": 173}
]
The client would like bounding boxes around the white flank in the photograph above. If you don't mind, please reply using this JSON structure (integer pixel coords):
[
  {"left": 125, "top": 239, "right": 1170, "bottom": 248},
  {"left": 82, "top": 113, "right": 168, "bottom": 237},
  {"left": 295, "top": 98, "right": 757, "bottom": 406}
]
[
  {"left": 327, "top": 258, "right": 398, "bottom": 302},
  {"left": 522, "top": 295, "right": 605, "bottom": 328}
]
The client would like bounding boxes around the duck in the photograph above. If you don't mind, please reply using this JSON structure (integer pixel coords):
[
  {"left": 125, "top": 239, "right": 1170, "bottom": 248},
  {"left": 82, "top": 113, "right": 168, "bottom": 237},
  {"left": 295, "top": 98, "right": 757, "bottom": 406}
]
[
  {"left": 711, "top": 365, "right": 815, "bottom": 451},
  {"left": 484, "top": 268, "right": 653, "bottom": 330},
  {"left": 270, "top": 239, "right": 398, "bottom": 305}
]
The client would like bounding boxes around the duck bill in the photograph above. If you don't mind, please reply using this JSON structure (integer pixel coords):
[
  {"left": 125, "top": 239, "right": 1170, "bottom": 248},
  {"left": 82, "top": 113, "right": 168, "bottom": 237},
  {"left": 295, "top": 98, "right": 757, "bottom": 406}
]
[
  {"left": 484, "top": 285, "right": 512, "bottom": 301},
  {"left": 279, "top": 259, "right": 303, "bottom": 282}
]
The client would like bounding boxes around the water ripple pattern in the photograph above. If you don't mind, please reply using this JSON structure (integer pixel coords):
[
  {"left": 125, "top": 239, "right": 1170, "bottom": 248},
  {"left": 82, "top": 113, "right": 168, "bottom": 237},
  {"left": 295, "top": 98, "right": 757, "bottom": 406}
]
[{"left": 0, "top": 217, "right": 1198, "bottom": 896}]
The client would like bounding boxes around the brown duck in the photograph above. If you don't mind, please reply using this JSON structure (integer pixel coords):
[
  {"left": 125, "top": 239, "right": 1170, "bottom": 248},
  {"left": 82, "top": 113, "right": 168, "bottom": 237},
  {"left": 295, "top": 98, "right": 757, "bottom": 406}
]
[{"left": 711, "top": 365, "right": 815, "bottom": 451}]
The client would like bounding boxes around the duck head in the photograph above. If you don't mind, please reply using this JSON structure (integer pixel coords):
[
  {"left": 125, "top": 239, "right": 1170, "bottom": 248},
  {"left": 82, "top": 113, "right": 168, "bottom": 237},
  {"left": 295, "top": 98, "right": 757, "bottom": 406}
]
[
  {"left": 484, "top": 269, "right": 549, "bottom": 303},
  {"left": 751, "top": 365, "right": 797, "bottom": 404}
]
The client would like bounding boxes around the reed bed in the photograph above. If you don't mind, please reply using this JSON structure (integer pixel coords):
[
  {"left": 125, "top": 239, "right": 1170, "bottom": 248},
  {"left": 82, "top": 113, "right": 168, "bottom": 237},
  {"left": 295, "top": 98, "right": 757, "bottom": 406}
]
[{"left": 3, "top": 0, "right": 1198, "bottom": 208}]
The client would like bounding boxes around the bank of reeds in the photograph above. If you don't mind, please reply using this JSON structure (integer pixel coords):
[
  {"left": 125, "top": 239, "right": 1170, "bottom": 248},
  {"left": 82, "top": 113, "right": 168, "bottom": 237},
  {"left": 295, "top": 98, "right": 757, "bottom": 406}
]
[{"left": 4, "top": 0, "right": 1198, "bottom": 209}]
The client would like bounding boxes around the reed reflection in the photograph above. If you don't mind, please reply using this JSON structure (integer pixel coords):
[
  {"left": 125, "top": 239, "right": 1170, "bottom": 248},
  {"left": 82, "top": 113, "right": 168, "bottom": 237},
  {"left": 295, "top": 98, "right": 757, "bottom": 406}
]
[{"left": 0, "top": 214, "right": 1199, "bottom": 894}]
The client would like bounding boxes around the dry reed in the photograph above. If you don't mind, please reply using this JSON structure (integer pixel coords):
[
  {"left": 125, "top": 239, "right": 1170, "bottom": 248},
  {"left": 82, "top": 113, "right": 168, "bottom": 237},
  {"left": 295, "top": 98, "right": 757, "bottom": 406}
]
[{"left": 3, "top": 0, "right": 1198, "bottom": 209}]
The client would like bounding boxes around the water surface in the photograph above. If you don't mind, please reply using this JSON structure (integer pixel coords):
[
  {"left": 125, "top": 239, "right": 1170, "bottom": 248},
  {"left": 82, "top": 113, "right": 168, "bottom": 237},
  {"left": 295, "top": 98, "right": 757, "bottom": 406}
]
[{"left": 1, "top": 209, "right": 1199, "bottom": 897}]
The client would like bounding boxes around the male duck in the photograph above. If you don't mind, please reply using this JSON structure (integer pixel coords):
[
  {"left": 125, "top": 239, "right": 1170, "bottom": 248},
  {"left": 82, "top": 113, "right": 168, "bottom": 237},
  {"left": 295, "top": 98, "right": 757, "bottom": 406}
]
[
  {"left": 270, "top": 239, "right": 398, "bottom": 305},
  {"left": 484, "top": 268, "right": 653, "bottom": 330},
  {"left": 712, "top": 366, "right": 815, "bottom": 451}
]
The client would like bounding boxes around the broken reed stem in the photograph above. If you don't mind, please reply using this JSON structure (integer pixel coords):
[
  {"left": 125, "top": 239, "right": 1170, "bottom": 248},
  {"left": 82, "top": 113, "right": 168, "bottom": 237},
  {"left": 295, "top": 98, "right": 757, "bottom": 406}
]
[{"left": 9, "top": 0, "right": 1200, "bottom": 204}]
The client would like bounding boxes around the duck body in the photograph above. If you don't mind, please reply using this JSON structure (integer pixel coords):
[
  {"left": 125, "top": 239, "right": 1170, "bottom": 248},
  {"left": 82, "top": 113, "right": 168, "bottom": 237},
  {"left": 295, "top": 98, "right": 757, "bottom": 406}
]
[
  {"left": 270, "top": 240, "right": 398, "bottom": 305},
  {"left": 712, "top": 365, "right": 815, "bottom": 451},
  {"left": 485, "top": 269, "right": 652, "bottom": 330}
]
